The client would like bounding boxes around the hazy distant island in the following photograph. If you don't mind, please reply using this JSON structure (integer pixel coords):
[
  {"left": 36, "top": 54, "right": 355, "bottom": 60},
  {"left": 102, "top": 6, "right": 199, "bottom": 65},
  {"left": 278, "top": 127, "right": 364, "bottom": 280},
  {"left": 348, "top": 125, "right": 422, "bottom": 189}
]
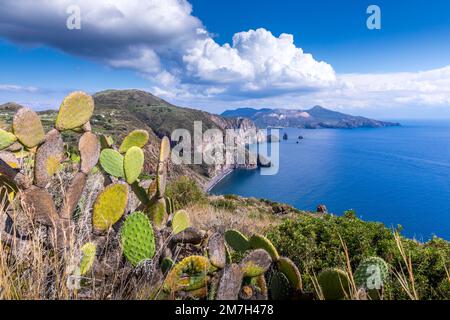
[{"left": 222, "top": 106, "right": 401, "bottom": 129}]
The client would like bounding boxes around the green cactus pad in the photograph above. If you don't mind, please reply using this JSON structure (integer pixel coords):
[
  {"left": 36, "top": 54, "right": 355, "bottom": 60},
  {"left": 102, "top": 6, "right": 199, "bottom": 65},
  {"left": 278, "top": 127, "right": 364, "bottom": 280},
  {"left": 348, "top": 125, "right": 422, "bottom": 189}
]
[
  {"left": 55, "top": 91, "right": 94, "bottom": 131},
  {"left": 149, "top": 197, "right": 167, "bottom": 228},
  {"left": 224, "top": 229, "right": 250, "bottom": 252},
  {"left": 92, "top": 183, "right": 128, "bottom": 232},
  {"left": 120, "top": 212, "right": 156, "bottom": 267},
  {"left": 161, "top": 257, "right": 174, "bottom": 274},
  {"left": 119, "top": 130, "right": 149, "bottom": 153},
  {"left": 79, "top": 132, "right": 100, "bottom": 174},
  {"left": 277, "top": 257, "right": 302, "bottom": 291},
  {"left": 354, "top": 256, "right": 389, "bottom": 290},
  {"left": 317, "top": 268, "right": 351, "bottom": 300},
  {"left": 124, "top": 146, "right": 144, "bottom": 184},
  {"left": 34, "top": 129, "right": 64, "bottom": 187},
  {"left": 163, "top": 256, "right": 210, "bottom": 293},
  {"left": 0, "top": 129, "right": 17, "bottom": 150},
  {"left": 249, "top": 234, "right": 280, "bottom": 261},
  {"left": 159, "top": 136, "right": 171, "bottom": 163},
  {"left": 80, "top": 242, "right": 97, "bottom": 275},
  {"left": 12, "top": 108, "right": 45, "bottom": 148},
  {"left": 270, "top": 271, "right": 291, "bottom": 300},
  {"left": 172, "top": 210, "right": 190, "bottom": 234},
  {"left": 165, "top": 197, "right": 174, "bottom": 214},
  {"left": 99, "top": 148, "right": 124, "bottom": 178}
]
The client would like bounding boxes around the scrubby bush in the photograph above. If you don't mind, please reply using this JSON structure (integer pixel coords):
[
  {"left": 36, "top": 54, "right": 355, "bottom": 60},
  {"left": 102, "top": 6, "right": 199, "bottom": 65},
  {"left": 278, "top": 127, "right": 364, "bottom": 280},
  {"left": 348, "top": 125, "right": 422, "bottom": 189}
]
[
  {"left": 166, "top": 176, "right": 207, "bottom": 208},
  {"left": 210, "top": 198, "right": 238, "bottom": 212}
]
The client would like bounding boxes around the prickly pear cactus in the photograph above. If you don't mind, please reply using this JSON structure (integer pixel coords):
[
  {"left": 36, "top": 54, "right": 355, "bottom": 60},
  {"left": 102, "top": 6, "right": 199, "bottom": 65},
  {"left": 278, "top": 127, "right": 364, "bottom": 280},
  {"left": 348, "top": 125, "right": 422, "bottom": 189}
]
[
  {"left": 34, "top": 129, "right": 64, "bottom": 187},
  {"left": 92, "top": 183, "right": 128, "bottom": 232},
  {"left": 207, "top": 232, "right": 226, "bottom": 269},
  {"left": 156, "top": 161, "right": 167, "bottom": 198},
  {"left": 239, "top": 249, "right": 272, "bottom": 277},
  {"left": 161, "top": 257, "right": 174, "bottom": 274},
  {"left": 79, "top": 132, "right": 100, "bottom": 174},
  {"left": 0, "top": 129, "right": 16, "bottom": 150},
  {"left": 120, "top": 212, "right": 156, "bottom": 267},
  {"left": 249, "top": 234, "right": 280, "bottom": 261},
  {"left": 317, "top": 268, "right": 351, "bottom": 300},
  {"left": 354, "top": 256, "right": 389, "bottom": 290},
  {"left": 99, "top": 148, "right": 124, "bottom": 178},
  {"left": 79, "top": 242, "right": 97, "bottom": 275},
  {"left": 149, "top": 197, "right": 167, "bottom": 228},
  {"left": 270, "top": 271, "right": 291, "bottom": 300},
  {"left": 119, "top": 130, "right": 149, "bottom": 153},
  {"left": 159, "top": 136, "right": 171, "bottom": 163},
  {"left": 171, "top": 210, "right": 190, "bottom": 234},
  {"left": 224, "top": 229, "right": 250, "bottom": 252},
  {"left": 124, "top": 146, "right": 144, "bottom": 184},
  {"left": 55, "top": 91, "right": 94, "bottom": 131},
  {"left": 12, "top": 107, "right": 45, "bottom": 148},
  {"left": 163, "top": 256, "right": 211, "bottom": 293},
  {"left": 277, "top": 257, "right": 302, "bottom": 291}
]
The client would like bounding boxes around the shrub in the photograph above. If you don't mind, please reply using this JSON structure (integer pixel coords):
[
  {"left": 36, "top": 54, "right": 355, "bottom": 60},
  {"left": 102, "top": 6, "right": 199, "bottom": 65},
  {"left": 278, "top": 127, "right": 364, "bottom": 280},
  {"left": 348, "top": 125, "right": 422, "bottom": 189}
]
[
  {"left": 210, "top": 198, "right": 238, "bottom": 212},
  {"left": 166, "top": 176, "right": 207, "bottom": 208}
]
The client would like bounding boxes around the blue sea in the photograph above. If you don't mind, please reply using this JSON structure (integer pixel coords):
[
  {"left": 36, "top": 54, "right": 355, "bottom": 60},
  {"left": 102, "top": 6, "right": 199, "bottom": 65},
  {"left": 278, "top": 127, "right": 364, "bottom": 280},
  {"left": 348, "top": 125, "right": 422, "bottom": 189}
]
[{"left": 211, "top": 121, "right": 450, "bottom": 240}]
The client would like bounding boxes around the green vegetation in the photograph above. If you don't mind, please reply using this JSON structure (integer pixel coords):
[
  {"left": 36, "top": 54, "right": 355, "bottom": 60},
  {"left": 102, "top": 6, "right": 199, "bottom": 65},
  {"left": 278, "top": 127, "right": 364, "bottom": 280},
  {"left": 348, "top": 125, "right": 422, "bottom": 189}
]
[{"left": 166, "top": 176, "right": 207, "bottom": 208}]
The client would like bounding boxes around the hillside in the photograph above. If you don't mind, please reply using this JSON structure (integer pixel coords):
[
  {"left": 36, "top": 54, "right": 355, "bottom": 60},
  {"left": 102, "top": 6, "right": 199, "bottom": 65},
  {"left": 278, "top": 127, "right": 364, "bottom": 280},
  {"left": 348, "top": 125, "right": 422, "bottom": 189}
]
[{"left": 222, "top": 106, "right": 400, "bottom": 129}]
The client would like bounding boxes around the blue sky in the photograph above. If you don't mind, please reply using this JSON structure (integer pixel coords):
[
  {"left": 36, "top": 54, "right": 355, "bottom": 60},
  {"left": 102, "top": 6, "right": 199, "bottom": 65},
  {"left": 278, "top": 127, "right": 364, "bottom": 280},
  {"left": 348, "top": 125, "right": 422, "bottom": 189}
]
[{"left": 0, "top": 0, "right": 450, "bottom": 118}]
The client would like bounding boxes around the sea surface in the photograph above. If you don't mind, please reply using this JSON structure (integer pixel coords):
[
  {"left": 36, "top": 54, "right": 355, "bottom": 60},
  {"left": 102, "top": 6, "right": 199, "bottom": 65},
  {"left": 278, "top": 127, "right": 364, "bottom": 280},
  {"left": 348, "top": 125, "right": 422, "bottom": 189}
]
[{"left": 211, "top": 120, "right": 450, "bottom": 240}]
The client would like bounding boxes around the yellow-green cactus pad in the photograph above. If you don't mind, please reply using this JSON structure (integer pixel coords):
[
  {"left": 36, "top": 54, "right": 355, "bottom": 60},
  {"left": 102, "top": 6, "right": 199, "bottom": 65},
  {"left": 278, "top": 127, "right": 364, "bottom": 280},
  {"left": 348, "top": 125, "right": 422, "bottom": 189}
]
[
  {"left": 171, "top": 210, "right": 190, "bottom": 234},
  {"left": 120, "top": 212, "right": 156, "bottom": 267},
  {"left": 149, "top": 197, "right": 167, "bottom": 228},
  {"left": 92, "top": 183, "right": 128, "bottom": 232},
  {"left": 55, "top": 91, "right": 94, "bottom": 131},
  {"left": 34, "top": 129, "right": 64, "bottom": 187},
  {"left": 79, "top": 132, "right": 100, "bottom": 174},
  {"left": 99, "top": 148, "right": 124, "bottom": 178},
  {"left": 0, "top": 129, "right": 17, "bottom": 150},
  {"left": 277, "top": 257, "right": 302, "bottom": 291},
  {"left": 163, "top": 256, "right": 211, "bottom": 293},
  {"left": 119, "top": 130, "right": 149, "bottom": 153},
  {"left": 317, "top": 268, "right": 351, "bottom": 300},
  {"left": 12, "top": 107, "right": 45, "bottom": 148},
  {"left": 249, "top": 234, "right": 280, "bottom": 261},
  {"left": 124, "top": 146, "right": 144, "bottom": 184},
  {"left": 80, "top": 242, "right": 97, "bottom": 275},
  {"left": 159, "top": 136, "right": 171, "bottom": 163}
]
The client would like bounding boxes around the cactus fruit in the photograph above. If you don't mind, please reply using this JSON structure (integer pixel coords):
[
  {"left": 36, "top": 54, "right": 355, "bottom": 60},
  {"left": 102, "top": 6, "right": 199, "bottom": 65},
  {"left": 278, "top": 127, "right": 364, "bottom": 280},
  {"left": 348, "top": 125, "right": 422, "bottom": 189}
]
[
  {"left": 60, "top": 172, "right": 87, "bottom": 220},
  {"left": 248, "top": 234, "right": 280, "bottom": 261},
  {"left": 163, "top": 256, "right": 211, "bottom": 293},
  {"left": 161, "top": 257, "right": 174, "bottom": 274},
  {"left": 171, "top": 210, "right": 190, "bottom": 234},
  {"left": 354, "top": 256, "right": 389, "bottom": 290},
  {"left": 79, "top": 132, "right": 100, "bottom": 174},
  {"left": 239, "top": 249, "right": 272, "bottom": 277},
  {"left": 149, "top": 197, "right": 167, "bottom": 228},
  {"left": 207, "top": 232, "right": 226, "bottom": 269},
  {"left": 12, "top": 107, "right": 45, "bottom": 148},
  {"left": 22, "top": 186, "right": 59, "bottom": 226},
  {"left": 79, "top": 242, "right": 96, "bottom": 275},
  {"left": 0, "top": 129, "right": 16, "bottom": 150},
  {"left": 119, "top": 130, "right": 149, "bottom": 154},
  {"left": 124, "top": 146, "right": 144, "bottom": 184},
  {"left": 55, "top": 91, "right": 94, "bottom": 131},
  {"left": 34, "top": 129, "right": 64, "bottom": 187},
  {"left": 99, "top": 149, "right": 124, "bottom": 178},
  {"left": 277, "top": 257, "right": 302, "bottom": 291},
  {"left": 270, "top": 271, "right": 291, "bottom": 300},
  {"left": 317, "top": 268, "right": 351, "bottom": 300},
  {"left": 224, "top": 229, "right": 250, "bottom": 252},
  {"left": 120, "top": 212, "right": 156, "bottom": 267},
  {"left": 156, "top": 161, "right": 167, "bottom": 198},
  {"left": 159, "top": 136, "right": 171, "bottom": 163},
  {"left": 92, "top": 183, "right": 128, "bottom": 232}
]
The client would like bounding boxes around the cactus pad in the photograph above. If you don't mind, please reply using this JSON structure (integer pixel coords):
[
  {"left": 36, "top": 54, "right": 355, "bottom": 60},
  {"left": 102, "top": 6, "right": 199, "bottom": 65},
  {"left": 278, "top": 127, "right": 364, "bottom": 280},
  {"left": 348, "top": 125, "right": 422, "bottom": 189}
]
[
  {"left": 354, "top": 256, "right": 389, "bottom": 290},
  {"left": 163, "top": 256, "right": 211, "bottom": 293},
  {"left": 0, "top": 129, "right": 17, "bottom": 150},
  {"left": 92, "top": 183, "right": 128, "bottom": 232},
  {"left": 207, "top": 232, "right": 226, "bottom": 269},
  {"left": 12, "top": 108, "right": 45, "bottom": 148},
  {"left": 79, "top": 132, "right": 100, "bottom": 174},
  {"left": 239, "top": 249, "right": 272, "bottom": 277},
  {"left": 22, "top": 186, "right": 59, "bottom": 226},
  {"left": 99, "top": 148, "right": 124, "bottom": 178},
  {"left": 156, "top": 161, "right": 167, "bottom": 198},
  {"left": 34, "top": 129, "right": 64, "bottom": 187},
  {"left": 120, "top": 212, "right": 156, "bottom": 267},
  {"left": 55, "top": 91, "right": 94, "bottom": 131},
  {"left": 99, "top": 134, "right": 114, "bottom": 149},
  {"left": 277, "top": 257, "right": 302, "bottom": 291},
  {"left": 161, "top": 257, "right": 174, "bottom": 274},
  {"left": 60, "top": 172, "right": 87, "bottom": 220},
  {"left": 270, "top": 271, "right": 291, "bottom": 300},
  {"left": 149, "top": 197, "right": 167, "bottom": 228},
  {"left": 249, "top": 234, "right": 280, "bottom": 261},
  {"left": 224, "top": 229, "right": 250, "bottom": 252},
  {"left": 119, "top": 130, "right": 149, "bottom": 153},
  {"left": 124, "top": 146, "right": 144, "bottom": 184},
  {"left": 317, "top": 268, "right": 351, "bottom": 300},
  {"left": 79, "top": 242, "right": 96, "bottom": 275},
  {"left": 159, "top": 136, "right": 171, "bottom": 163},
  {"left": 171, "top": 210, "right": 190, "bottom": 234}
]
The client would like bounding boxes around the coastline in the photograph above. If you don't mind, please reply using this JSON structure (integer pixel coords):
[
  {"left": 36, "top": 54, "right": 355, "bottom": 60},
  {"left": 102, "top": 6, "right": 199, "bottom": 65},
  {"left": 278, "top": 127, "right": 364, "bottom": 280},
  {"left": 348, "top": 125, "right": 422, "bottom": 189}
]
[{"left": 204, "top": 168, "right": 234, "bottom": 193}]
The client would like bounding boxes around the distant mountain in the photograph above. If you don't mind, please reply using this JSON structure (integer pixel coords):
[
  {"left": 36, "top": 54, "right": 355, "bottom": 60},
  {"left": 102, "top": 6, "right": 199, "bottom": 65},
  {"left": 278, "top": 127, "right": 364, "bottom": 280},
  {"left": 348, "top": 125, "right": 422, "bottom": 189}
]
[{"left": 221, "top": 106, "right": 400, "bottom": 129}]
